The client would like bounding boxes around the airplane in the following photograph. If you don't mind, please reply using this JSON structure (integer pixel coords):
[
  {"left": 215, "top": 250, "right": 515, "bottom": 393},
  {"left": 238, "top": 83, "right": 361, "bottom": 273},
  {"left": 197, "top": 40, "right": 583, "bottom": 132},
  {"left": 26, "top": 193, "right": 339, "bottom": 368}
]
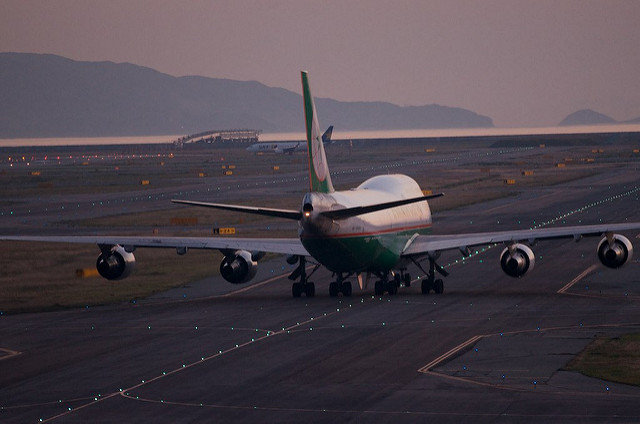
[
  {"left": 2, "top": 71, "right": 639, "bottom": 299},
  {"left": 246, "top": 125, "right": 333, "bottom": 154}
]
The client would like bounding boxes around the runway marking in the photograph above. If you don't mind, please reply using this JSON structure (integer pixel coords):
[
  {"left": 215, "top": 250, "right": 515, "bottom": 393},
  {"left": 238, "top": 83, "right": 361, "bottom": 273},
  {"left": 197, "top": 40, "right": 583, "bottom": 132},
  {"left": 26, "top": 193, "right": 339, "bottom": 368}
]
[
  {"left": 0, "top": 347, "right": 21, "bottom": 361},
  {"left": 219, "top": 271, "right": 293, "bottom": 297},
  {"left": 217, "top": 265, "right": 315, "bottom": 298},
  {"left": 138, "top": 266, "right": 311, "bottom": 307},
  {"left": 418, "top": 335, "right": 484, "bottom": 373},
  {"left": 419, "top": 322, "right": 640, "bottom": 396},
  {"left": 557, "top": 264, "right": 598, "bottom": 294},
  {"left": 128, "top": 268, "right": 301, "bottom": 305}
]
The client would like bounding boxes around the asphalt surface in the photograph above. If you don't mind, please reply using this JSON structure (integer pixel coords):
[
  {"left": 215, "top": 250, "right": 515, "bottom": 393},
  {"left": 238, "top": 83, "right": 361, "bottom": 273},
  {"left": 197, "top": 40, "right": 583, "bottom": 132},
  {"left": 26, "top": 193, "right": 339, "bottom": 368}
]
[
  {"left": 1, "top": 145, "right": 640, "bottom": 423},
  {"left": 0, "top": 143, "right": 537, "bottom": 233}
]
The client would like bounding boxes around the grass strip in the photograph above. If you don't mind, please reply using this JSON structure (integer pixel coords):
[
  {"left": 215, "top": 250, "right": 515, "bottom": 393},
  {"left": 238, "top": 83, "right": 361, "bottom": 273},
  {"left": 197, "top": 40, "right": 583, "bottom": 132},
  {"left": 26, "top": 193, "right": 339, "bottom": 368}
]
[{"left": 564, "top": 333, "right": 640, "bottom": 386}]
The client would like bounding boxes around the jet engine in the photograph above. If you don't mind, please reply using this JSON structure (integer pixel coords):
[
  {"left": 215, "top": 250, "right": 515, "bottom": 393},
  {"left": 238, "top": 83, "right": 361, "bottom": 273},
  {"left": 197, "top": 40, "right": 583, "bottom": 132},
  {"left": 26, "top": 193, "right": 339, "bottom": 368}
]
[
  {"left": 597, "top": 234, "right": 633, "bottom": 269},
  {"left": 220, "top": 250, "right": 260, "bottom": 284},
  {"left": 500, "top": 243, "right": 535, "bottom": 278},
  {"left": 96, "top": 245, "right": 135, "bottom": 280}
]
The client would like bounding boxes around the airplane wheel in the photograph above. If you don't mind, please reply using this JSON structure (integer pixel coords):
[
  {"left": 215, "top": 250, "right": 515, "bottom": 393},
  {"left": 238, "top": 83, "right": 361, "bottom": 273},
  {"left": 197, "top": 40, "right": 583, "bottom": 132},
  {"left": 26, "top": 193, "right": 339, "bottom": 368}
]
[
  {"left": 434, "top": 279, "right": 444, "bottom": 294},
  {"left": 404, "top": 273, "right": 411, "bottom": 287},
  {"left": 341, "top": 281, "right": 352, "bottom": 297},
  {"left": 329, "top": 282, "right": 339, "bottom": 297},
  {"left": 387, "top": 281, "right": 398, "bottom": 295},
  {"left": 305, "top": 282, "right": 315, "bottom": 297},
  {"left": 292, "top": 283, "right": 302, "bottom": 298},
  {"left": 421, "top": 280, "right": 431, "bottom": 294},
  {"left": 374, "top": 281, "right": 384, "bottom": 296}
]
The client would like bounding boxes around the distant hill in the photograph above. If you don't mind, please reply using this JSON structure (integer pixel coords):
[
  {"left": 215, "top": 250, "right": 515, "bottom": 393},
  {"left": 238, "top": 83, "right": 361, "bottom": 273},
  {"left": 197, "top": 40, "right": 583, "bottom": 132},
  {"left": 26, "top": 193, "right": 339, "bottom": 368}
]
[
  {"left": 0, "top": 53, "right": 493, "bottom": 138},
  {"left": 559, "top": 109, "right": 640, "bottom": 126}
]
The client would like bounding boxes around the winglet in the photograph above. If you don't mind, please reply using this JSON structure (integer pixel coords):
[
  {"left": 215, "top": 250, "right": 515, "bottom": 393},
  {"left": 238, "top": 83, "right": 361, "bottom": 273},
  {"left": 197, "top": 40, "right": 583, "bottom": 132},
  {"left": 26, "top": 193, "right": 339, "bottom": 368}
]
[{"left": 302, "top": 71, "right": 334, "bottom": 193}]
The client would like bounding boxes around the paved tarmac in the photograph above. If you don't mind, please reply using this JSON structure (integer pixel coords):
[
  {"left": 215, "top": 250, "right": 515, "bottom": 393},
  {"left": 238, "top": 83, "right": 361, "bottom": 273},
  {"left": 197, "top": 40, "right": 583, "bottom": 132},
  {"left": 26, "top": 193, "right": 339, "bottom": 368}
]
[
  {"left": 0, "top": 143, "right": 538, "bottom": 234},
  {"left": 1, "top": 146, "right": 640, "bottom": 423}
]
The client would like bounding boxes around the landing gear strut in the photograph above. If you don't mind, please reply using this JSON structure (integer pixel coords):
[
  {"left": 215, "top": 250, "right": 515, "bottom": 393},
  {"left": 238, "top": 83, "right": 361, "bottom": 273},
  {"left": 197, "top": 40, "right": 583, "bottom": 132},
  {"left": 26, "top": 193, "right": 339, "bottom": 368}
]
[
  {"left": 420, "top": 257, "right": 448, "bottom": 294},
  {"left": 403, "top": 272, "right": 412, "bottom": 288},
  {"left": 329, "top": 273, "right": 353, "bottom": 297},
  {"left": 289, "top": 256, "right": 319, "bottom": 298}
]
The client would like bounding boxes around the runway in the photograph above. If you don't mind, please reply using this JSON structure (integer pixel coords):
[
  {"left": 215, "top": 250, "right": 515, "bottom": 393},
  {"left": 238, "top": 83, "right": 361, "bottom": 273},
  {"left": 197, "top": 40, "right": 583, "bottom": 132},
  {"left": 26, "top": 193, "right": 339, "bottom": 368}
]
[{"left": 1, "top": 143, "right": 640, "bottom": 422}]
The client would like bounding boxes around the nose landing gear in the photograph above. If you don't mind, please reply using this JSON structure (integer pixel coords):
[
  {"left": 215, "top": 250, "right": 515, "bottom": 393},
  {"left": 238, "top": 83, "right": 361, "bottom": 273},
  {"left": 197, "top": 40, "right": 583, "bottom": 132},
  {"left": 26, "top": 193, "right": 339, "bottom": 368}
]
[{"left": 329, "top": 273, "right": 353, "bottom": 297}]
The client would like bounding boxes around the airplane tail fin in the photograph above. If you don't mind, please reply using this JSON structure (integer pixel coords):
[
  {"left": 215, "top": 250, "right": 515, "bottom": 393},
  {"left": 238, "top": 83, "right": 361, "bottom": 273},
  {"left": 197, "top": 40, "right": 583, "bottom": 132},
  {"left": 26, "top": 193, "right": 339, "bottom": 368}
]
[
  {"left": 302, "top": 71, "right": 334, "bottom": 193},
  {"left": 322, "top": 125, "right": 334, "bottom": 145}
]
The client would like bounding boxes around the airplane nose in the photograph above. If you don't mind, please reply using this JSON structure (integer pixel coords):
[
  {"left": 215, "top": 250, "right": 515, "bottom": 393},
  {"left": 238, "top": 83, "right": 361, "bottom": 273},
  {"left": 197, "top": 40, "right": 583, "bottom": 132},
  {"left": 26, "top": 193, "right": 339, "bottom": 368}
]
[{"left": 303, "top": 202, "right": 313, "bottom": 218}]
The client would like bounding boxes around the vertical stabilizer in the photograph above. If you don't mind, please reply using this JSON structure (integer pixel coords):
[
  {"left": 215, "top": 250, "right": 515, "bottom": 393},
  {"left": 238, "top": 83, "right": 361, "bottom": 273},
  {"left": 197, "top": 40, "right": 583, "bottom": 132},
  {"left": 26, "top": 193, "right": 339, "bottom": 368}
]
[
  {"left": 302, "top": 71, "right": 334, "bottom": 193},
  {"left": 322, "top": 125, "right": 334, "bottom": 144}
]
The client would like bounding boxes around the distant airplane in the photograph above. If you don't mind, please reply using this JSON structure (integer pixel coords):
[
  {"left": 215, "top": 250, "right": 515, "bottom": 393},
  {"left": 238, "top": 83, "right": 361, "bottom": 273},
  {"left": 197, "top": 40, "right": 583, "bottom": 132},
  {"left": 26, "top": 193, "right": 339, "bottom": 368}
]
[
  {"left": 246, "top": 125, "right": 333, "bottom": 154},
  {"left": 2, "top": 72, "right": 639, "bottom": 298}
]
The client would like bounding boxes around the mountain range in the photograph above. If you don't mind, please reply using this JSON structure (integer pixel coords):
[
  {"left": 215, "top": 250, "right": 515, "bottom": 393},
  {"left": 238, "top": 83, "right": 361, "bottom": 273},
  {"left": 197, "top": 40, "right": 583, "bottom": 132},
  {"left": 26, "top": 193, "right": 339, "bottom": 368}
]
[
  {"left": 558, "top": 109, "right": 640, "bottom": 126},
  {"left": 0, "top": 53, "right": 493, "bottom": 138}
]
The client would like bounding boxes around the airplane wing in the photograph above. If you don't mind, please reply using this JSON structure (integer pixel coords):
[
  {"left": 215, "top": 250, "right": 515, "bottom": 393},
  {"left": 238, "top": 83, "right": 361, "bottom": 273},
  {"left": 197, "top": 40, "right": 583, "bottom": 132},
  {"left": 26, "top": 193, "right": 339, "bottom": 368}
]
[
  {"left": 402, "top": 222, "right": 640, "bottom": 256},
  {"left": 172, "top": 199, "right": 302, "bottom": 220},
  {"left": 0, "top": 235, "right": 309, "bottom": 256}
]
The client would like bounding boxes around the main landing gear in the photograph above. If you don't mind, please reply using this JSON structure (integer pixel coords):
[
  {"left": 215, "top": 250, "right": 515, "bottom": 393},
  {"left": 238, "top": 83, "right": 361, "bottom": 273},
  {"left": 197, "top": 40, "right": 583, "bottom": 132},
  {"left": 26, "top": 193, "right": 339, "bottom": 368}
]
[
  {"left": 420, "top": 257, "right": 448, "bottom": 294},
  {"left": 289, "top": 256, "right": 320, "bottom": 298},
  {"left": 288, "top": 255, "right": 448, "bottom": 297}
]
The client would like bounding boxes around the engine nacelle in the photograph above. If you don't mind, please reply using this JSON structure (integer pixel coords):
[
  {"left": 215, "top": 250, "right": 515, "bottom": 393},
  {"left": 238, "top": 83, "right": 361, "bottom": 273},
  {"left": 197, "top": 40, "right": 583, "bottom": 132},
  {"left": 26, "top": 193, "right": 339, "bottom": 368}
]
[
  {"left": 220, "top": 250, "right": 259, "bottom": 284},
  {"left": 500, "top": 243, "right": 535, "bottom": 278},
  {"left": 96, "top": 245, "right": 135, "bottom": 280},
  {"left": 597, "top": 234, "right": 633, "bottom": 269}
]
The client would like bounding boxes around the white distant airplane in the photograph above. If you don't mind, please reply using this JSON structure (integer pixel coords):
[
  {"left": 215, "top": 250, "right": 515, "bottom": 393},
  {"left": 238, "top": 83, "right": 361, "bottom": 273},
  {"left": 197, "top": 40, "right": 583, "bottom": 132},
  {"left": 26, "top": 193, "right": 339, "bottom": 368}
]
[
  {"left": 2, "top": 71, "right": 639, "bottom": 298},
  {"left": 246, "top": 126, "right": 333, "bottom": 154}
]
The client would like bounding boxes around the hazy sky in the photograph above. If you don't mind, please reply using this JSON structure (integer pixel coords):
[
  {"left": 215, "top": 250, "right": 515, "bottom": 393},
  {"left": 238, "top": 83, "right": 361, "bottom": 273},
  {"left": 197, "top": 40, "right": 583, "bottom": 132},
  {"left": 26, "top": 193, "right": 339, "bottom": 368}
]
[{"left": 1, "top": 0, "right": 639, "bottom": 127}]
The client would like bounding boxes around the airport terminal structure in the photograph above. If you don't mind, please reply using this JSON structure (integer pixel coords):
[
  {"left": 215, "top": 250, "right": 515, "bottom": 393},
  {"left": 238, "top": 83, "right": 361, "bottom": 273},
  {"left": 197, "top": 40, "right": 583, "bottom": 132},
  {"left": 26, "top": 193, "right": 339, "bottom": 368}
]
[{"left": 173, "top": 129, "right": 261, "bottom": 148}]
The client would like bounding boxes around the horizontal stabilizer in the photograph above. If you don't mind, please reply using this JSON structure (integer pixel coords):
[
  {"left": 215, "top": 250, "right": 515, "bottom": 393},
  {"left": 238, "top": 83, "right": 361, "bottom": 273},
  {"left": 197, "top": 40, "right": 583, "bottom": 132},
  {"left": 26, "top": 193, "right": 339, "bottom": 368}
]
[
  {"left": 172, "top": 199, "right": 302, "bottom": 220},
  {"left": 320, "top": 193, "right": 444, "bottom": 220}
]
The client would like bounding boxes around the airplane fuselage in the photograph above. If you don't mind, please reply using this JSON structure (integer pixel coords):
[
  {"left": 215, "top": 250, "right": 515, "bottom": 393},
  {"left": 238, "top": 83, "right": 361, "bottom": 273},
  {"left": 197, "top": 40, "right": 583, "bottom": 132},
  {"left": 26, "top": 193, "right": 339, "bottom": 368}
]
[
  {"left": 299, "top": 174, "right": 432, "bottom": 273},
  {"left": 246, "top": 142, "right": 303, "bottom": 154}
]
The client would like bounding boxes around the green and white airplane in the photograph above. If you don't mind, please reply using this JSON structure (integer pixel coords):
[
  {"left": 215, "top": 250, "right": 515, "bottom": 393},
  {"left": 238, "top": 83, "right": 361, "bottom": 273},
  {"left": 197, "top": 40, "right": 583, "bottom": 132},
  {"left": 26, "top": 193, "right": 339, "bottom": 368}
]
[{"left": 3, "top": 71, "right": 640, "bottom": 297}]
